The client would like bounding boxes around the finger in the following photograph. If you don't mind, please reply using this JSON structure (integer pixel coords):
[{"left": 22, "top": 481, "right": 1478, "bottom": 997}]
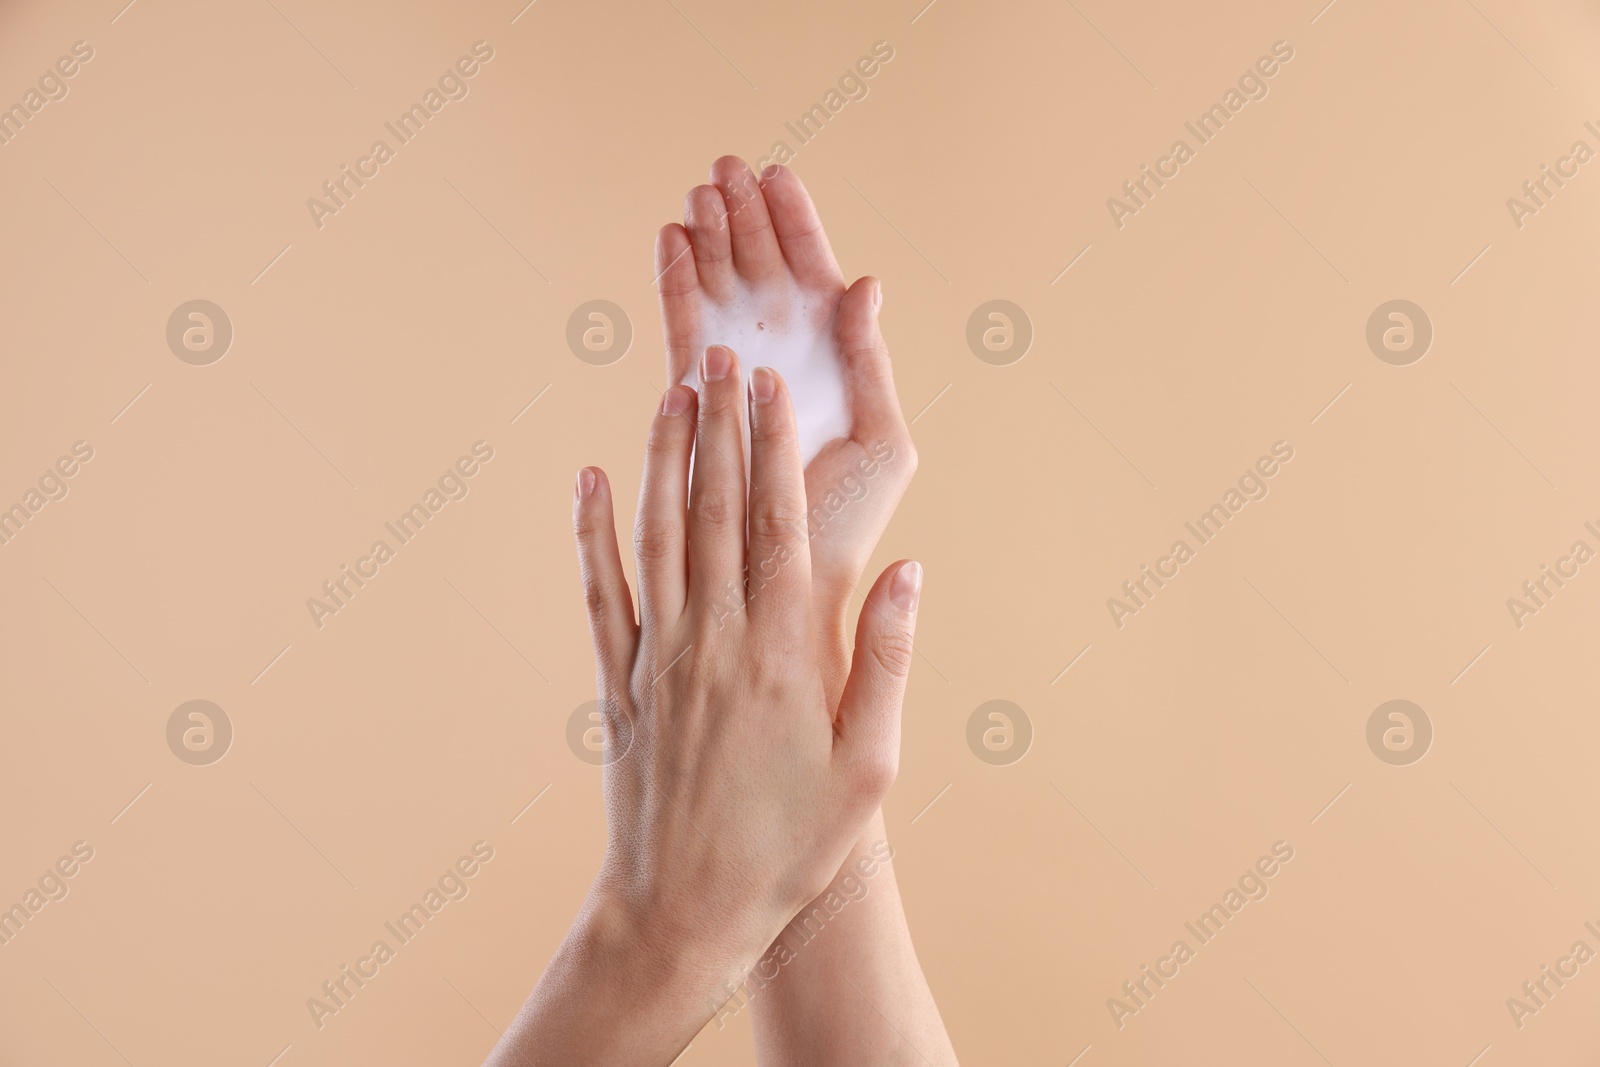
[
  {"left": 655, "top": 223, "right": 702, "bottom": 385},
  {"left": 760, "top": 164, "right": 844, "bottom": 290},
  {"left": 689, "top": 345, "right": 748, "bottom": 613},
  {"left": 808, "top": 275, "right": 915, "bottom": 575},
  {"left": 683, "top": 184, "right": 735, "bottom": 303},
  {"left": 634, "top": 385, "right": 698, "bottom": 625},
  {"left": 711, "top": 156, "right": 784, "bottom": 282},
  {"left": 744, "top": 367, "right": 812, "bottom": 629},
  {"left": 572, "top": 467, "right": 637, "bottom": 684},
  {"left": 834, "top": 275, "right": 911, "bottom": 451},
  {"left": 834, "top": 560, "right": 922, "bottom": 803}
]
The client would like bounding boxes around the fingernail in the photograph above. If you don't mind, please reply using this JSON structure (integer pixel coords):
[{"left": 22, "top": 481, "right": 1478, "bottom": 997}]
[
  {"left": 750, "top": 366, "right": 777, "bottom": 404},
  {"left": 576, "top": 468, "right": 597, "bottom": 499},
  {"left": 890, "top": 561, "right": 922, "bottom": 611},
  {"left": 661, "top": 384, "right": 691, "bottom": 416},
  {"left": 701, "top": 345, "right": 732, "bottom": 383},
  {"left": 873, "top": 280, "right": 883, "bottom": 310},
  {"left": 761, "top": 164, "right": 780, "bottom": 181}
]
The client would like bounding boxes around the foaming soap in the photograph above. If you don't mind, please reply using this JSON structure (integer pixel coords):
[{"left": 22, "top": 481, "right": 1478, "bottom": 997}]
[{"left": 681, "top": 281, "right": 849, "bottom": 466}]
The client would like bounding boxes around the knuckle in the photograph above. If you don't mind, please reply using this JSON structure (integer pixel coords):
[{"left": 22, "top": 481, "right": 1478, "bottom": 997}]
[
  {"left": 581, "top": 576, "right": 609, "bottom": 621},
  {"left": 697, "top": 383, "right": 739, "bottom": 422},
  {"left": 690, "top": 226, "right": 731, "bottom": 259},
  {"left": 778, "top": 217, "right": 825, "bottom": 245},
  {"left": 660, "top": 273, "right": 696, "bottom": 297},
  {"left": 694, "top": 489, "right": 740, "bottom": 532},
  {"left": 868, "top": 628, "right": 916, "bottom": 677},
  {"left": 842, "top": 337, "right": 890, "bottom": 368},
  {"left": 632, "top": 519, "right": 679, "bottom": 564},
  {"left": 855, "top": 748, "right": 899, "bottom": 800},
  {"left": 899, "top": 438, "right": 919, "bottom": 478},
  {"left": 736, "top": 208, "right": 772, "bottom": 235},
  {"left": 752, "top": 416, "right": 798, "bottom": 454},
  {"left": 748, "top": 496, "right": 806, "bottom": 549},
  {"left": 664, "top": 332, "right": 697, "bottom": 361},
  {"left": 875, "top": 432, "right": 916, "bottom": 481},
  {"left": 645, "top": 421, "right": 683, "bottom": 459},
  {"left": 573, "top": 511, "right": 608, "bottom": 549}
]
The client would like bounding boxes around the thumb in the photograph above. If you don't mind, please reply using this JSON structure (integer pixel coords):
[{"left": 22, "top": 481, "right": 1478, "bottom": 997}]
[
  {"left": 835, "top": 275, "right": 911, "bottom": 452},
  {"left": 835, "top": 560, "right": 923, "bottom": 798}
]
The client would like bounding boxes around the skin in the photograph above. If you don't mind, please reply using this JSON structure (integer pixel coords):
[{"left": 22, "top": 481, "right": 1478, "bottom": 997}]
[
  {"left": 654, "top": 159, "right": 957, "bottom": 1064},
  {"left": 486, "top": 352, "right": 927, "bottom": 1065},
  {"left": 656, "top": 158, "right": 914, "bottom": 661}
]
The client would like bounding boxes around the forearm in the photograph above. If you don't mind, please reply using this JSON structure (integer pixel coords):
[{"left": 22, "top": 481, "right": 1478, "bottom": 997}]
[{"left": 749, "top": 812, "right": 959, "bottom": 1066}]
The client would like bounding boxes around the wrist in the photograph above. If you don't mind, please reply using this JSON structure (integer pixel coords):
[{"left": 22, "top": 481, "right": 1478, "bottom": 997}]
[{"left": 581, "top": 873, "right": 779, "bottom": 1020}]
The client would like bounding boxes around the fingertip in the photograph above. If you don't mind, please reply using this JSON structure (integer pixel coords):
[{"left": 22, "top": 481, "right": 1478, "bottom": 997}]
[
  {"left": 711, "top": 157, "right": 753, "bottom": 203},
  {"left": 684, "top": 184, "right": 728, "bottom": 227},
  {"left": 660, "top": 383, "right": 695, "bottom": 418},
  {"left": 700, "top": 344, "right": 737, "bottom": 385},
  {"left": 889, "top": 559, "right": 922, "bottom": 612},
  {"left": 747, "top": 366, "right": 795, "bottom": 440},
  {"left": 710, "top": 154, "right": 751, "bottom": 183},
  {"left": 842, "top": 275, "right": 881, "bottom": 314},
  {"left": 572, "top": 467, "right": 620, "bottom": 561},
  {"left": 575, "top": 466, "right": 600, "bottom": 501},
  {"left": 657, "top": 221, "right": 689, "bottom": 250},
  {"left": 749, "top": 365, "right": 779, "bottom": 405},
  {"left": 755, "top": 161, "right": 805, "bottom": 203}
]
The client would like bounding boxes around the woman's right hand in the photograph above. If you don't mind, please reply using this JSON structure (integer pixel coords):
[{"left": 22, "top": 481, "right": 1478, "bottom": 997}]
[{"left": 487, "top": 345, "right": 923, "bottom": 1066}]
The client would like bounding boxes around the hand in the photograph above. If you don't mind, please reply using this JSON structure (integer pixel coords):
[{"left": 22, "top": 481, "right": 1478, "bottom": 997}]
[
  {"left": 655, "top": 158, "right": 917, "bottom": 696},
  {"left": 579, "top": 346, "right": 920, "bottom": 949},
  {"left": 652, "top": 158, "right": 957, "bottom": 1067},
  {"left": 490, "top": 346, "right": 924, "bottom": 1066}
]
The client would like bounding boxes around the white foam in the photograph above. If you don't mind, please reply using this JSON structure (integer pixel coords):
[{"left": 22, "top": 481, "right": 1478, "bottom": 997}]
[{"left": 679, "top": 280, "right": 849, "bottom": 467}]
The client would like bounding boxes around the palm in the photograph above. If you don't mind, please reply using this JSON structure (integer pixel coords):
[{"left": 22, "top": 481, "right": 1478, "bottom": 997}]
[{"left": 653, "top": 158, "right": 915, "bottom": 683}]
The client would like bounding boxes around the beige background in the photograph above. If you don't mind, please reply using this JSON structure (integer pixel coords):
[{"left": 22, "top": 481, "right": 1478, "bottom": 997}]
[{"left": 2, "top": 0, "right": 1598, "bottom": 1063}]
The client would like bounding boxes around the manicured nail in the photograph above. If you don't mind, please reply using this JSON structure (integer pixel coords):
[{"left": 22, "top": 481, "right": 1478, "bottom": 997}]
[
  {"left": 890, "top": 561, "right": 922, "bottom": 611},
  {"left": 661, "top": 384, "right": 692, "bottom": 416},
  {"left": 576, "top": 468, "right": 597, "bottom": 499},
  {"left": 761, "top": 164, "right": 781, "bottom": 181},
  {"left": 701, "top": 345, "right": 732, "bottom": 383},
  {"left": 750, "top": 366, "right": 777, "bottom": 404}
]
